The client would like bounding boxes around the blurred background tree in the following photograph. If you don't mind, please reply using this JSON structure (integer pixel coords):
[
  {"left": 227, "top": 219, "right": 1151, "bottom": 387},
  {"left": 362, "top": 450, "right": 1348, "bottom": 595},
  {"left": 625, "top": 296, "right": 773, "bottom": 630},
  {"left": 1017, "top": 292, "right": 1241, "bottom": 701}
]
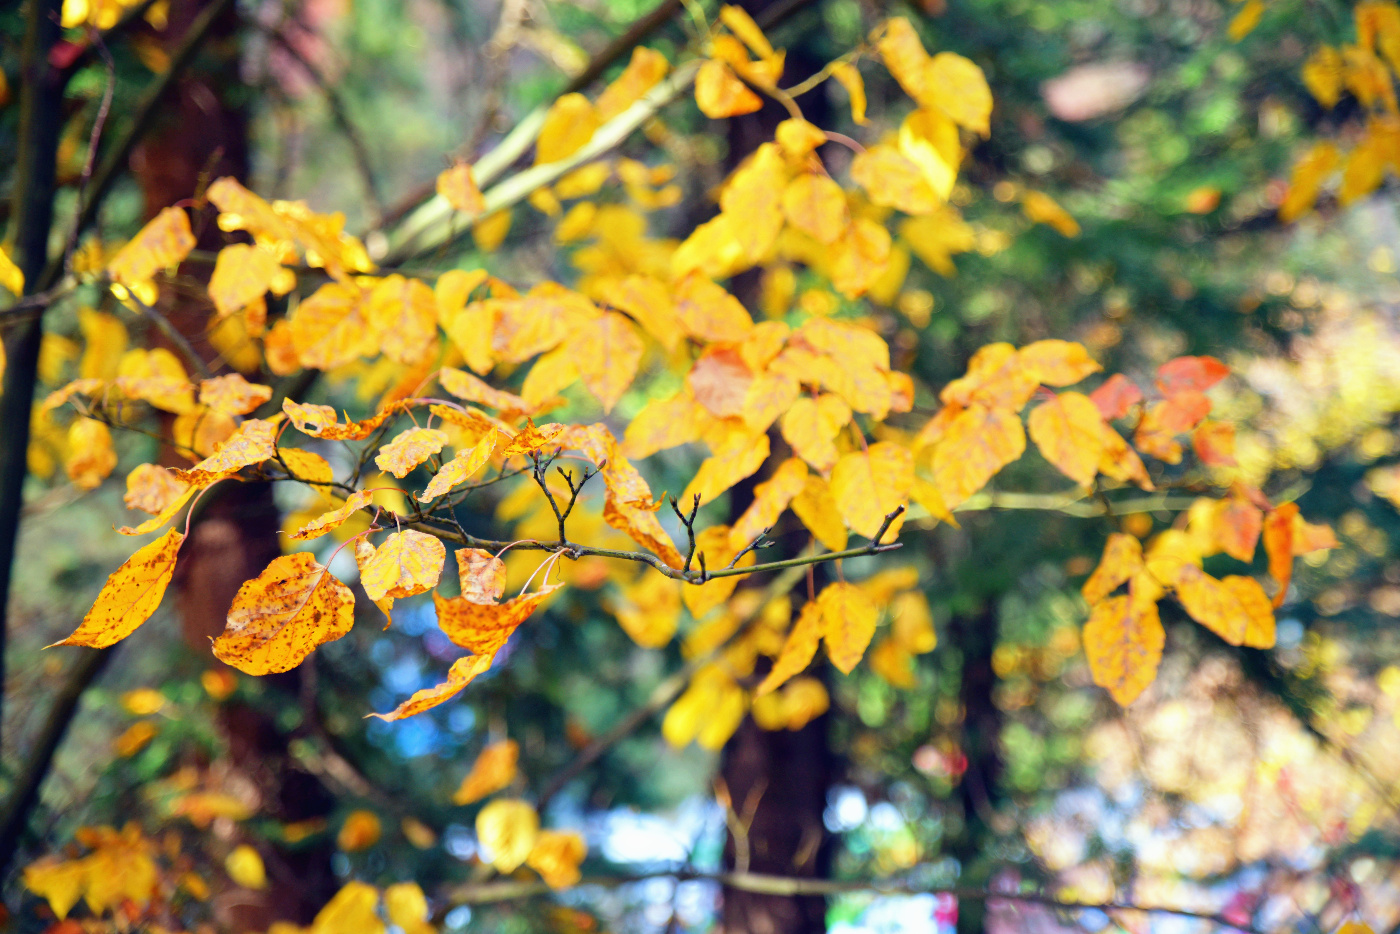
[{"left": 4, "top": 0, "right": 1400, "bottom": 932}]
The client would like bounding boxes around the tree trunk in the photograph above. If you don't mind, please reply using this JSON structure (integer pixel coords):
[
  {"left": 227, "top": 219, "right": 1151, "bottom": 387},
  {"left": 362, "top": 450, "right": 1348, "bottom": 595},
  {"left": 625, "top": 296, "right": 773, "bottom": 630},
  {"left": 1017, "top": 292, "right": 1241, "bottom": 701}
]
[
  {"left": 135, "top": 2, "right": 338, "bottom": 925},
  {"left": 949, "top": 606, "right": 1003, "bottom": 934}
]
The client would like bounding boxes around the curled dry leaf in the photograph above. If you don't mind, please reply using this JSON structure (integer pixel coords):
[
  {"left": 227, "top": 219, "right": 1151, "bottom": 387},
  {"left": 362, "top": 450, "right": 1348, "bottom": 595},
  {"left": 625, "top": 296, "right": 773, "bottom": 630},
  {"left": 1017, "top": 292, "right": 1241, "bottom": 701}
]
[
  {"left": 452, "top": 739, "right": 519, "bottom": 804},
  {"left": 212, "top": 552, "right": 355, "bottom": 675},
  {"left": 436, "top": 583, "right": 562, "bottom": 655},
  {"left": 289, "top": 490, "right": 373, "bottom": 541},
  {"left": 375, "top": 427, "right": 449, "bottom": 478},
  {"left": 370, "top": 654, "right": 494, "bottom": 720},
  {"left": 457, "top": 548, "right": 507, "bottom": 604},
  {"left": 50, "top": 528, "right": 184, "bottom": 649}
]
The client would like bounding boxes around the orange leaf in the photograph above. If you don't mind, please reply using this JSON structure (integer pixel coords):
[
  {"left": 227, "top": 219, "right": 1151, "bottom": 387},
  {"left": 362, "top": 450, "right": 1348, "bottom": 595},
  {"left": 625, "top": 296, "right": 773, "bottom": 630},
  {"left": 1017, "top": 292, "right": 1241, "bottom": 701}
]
[
  {"left": 1156, "top": 355, "right": 1229, "bottom": 396},
  {"left": 289, "top": 491, "right": 373, "bottom": 541},
  {"left": 212, "top": 552, "right": 355, "bottom": 674},
  {"left": 174, "top": 417, "right": 279, "bottom": 486},
  {"left": 375, "top": 427, "right": 449, "bottom": 478},
  {"left": 689, "top": 347, "right": 754, "bottom": 418},
  {"left": 438, "top": 163, "right": 485, "bottom": 214},
  {"left": 1083, "top": 588, "right": 1163, "bottom": 705},
  {"left": 818, "top": 581, "right": 877, "bottom": 674},
  {"left": 1089, "top": 373, "right": 1143, "bottom": 420},
  {"left": 1224, "top": 575, "right": 1276, "bottom": 648},
  {"left": 370, "top": 654, "right": 495, "bottom": 721},
  {"left": 1097, "top": 423, "right": 1154, "bottom": 490},
  {"left": 436, "top": 583, "right": 562, "bottom": 655},
  {"left": 830, "top": 442, "right": 912, "bottom": 542},
  {"left": 1082, "top": 532, "right": 1144, "bottom": 606},
  {"left": 1192, "top": 419, "right": 1237, "bottom": 467},
  {"left": 1172, "top": 564, "right": 1248, "bottom": 645},
  {"left": 673, "top": 273, "right": 754, "bottom": 344},
  {"left": 107, "top": 206, "right": 196, "bottom": 287},
  {"left": 360, "top": 530, "right": 446, "bottom": 601},
  {"left": 932, "top": 403, "right": 1025, "bottom": 508},
  {"left": 1291, "top": 514, "right": 1339, "bottom": 555},
  {"left": 50, "top": 528, "right": 184, "bottom": 649},
  {"left": 1263, "top": 503, "right": 1298, "bottom": 607},
  {"left": 1217, "top": 496, "right": 1263, "bottom": 562},
  {"left": 1027, "top": 391, "right": 1105, "bottom": 487},
  {"left": 452, "top": 739, "right": 520, "bottom": 804},
  {"left": 527, "top": 830, "right": 587, "bottom": 889}
]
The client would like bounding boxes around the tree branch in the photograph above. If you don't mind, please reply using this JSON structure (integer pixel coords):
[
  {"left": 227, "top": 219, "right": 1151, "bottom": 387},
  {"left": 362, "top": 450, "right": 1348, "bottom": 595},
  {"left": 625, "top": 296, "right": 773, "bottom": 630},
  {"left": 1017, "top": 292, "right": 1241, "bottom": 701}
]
[{"left": 444, "top": 869, "right": 1264, "bottom": 934}]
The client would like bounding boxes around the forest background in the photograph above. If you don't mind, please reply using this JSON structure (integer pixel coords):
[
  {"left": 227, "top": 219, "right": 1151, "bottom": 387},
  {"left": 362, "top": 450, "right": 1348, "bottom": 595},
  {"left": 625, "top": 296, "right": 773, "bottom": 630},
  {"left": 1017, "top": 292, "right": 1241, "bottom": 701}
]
[{"left": 3, "top": 0, "right": 1400, "bottom": 932}]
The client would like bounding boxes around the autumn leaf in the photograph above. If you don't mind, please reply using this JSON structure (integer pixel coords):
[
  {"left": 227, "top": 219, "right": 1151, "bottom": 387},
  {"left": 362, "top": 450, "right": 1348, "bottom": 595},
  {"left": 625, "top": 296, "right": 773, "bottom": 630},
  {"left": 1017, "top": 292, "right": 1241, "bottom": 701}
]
[
  {"left": 536, "top": 93, "right": 600, "bottom": 164},
  {"left": 175, "top": 417, "right": 279, "bottom": 486},
  {"left": 65, "top": 417, "right": 118, "bottom": 490},
  {"left": 673, "top": 273, "right": 754, "bottom": 344},
  {"left": 791, "top": 474, "right": 848, "bottom": 552},
  {"left": 1172, "top": 564, "right": 1248, "bottom": 645},
  {"left": 435, "top": 583, "right": 561, "bottom": 656},
  {"left": 288, "top": 281, "right": 373, "bottom": 370},
  {"left": 696, "top": 59, "right": 763, "bottom": 118},
  {"left": 1156, "top": 355, "right": 1229, "bottom": 396},
  {"left": 212, "top": 552, "right": 355, "bottom": 675},
  {"left": 375, "top": 427, "right": 449, "bottom": 478},
  {"left": 729, "top": 458, "right": 808, "bottom": 550},
  {"left": 50, "top": 528, "right": 184, "bottom": 649},
  {"left": 932, "top": 403, "right": 1025, "bottom": 509},
  {"left": 682, "top": 430, "right": 770, "bottom": 506},
  {"left": 418, "top": 430, "right": 501, "bottom": 502},
  {"left": 756, "top": 600, "right": 823, "bottom": 695},
  {"left": 1083, "top": 589, "right": 1164, "bottom": 706},
  {"left": 107, "top": 206, "right": 196, "bottom": 290},
  {"left": 1224, "top": 574, "right": 1276, "bottom": 648},
  {"left": 1090, "top": 373, "right": 1144, "bottom": 420},
  {"left": 681, "top": 525, "right": 753, "bottom": 619},
  {"left": 290, "top": 491, "right": 373, "bottom": 541},
  {"left": 439, "top": 366, "right": 534, "bottom": 415},
  {"left": 1082, "top": 532, "right": 1144, "bottom": 606},
  {"left": 527, "top": 830, "right": 587, "bottom": 889},
  {"left": 568, "top": 311, "right": 644, "bottom": 412},
  {"left": 367, "top": 274, "right": 439, "bottom": 365},
  {"left": 438, "top": 163, "right": 485, "bottom": 214},
  {"left": 1263, "top": 502, "right": 1298, "bottom": 607},
  {"left": 1021, "top": 190, "right": 1080, "bottom": 237},
  {"left": 1027, "top": 391, "right": 1105, "bottom": 487},
  {"left": 596, "top": 46, "right": 670, "bottom": 120},
  {"left": 309, "top": 881, "right": 385, "bottom": 934},
  {"left": 361, "top": 530, "right": 446, "bottom": 601},
  {"left": 370, "top": 654, "right": 495, "bottom": 721},
  {"left": 829, "top": 61, "right": 868, "bottom": 124},
  {"left": 819, "top": 581, "right": 877, "bottom": 674},
  {"left": 226, "top": 845, "right": 267, "bottom": 890},
  {"left": 477, "top": 799, "right": 539, "bottom": 872},
  {"left": 622, "top": 390, "right": 710, "bottom": 460},
  {"left": 453, "top": 739, "right": 519, "bottom": 804},
  {"left": 457, "top": 547, "right": 507, "bottom": 604},
  {"left": 1017, "top": 340, "right": 1101, "bottom": 387},
  {"left": 612, "top": 571, "right": 682, "bottom": 647},
  {"left": 830, "top": 442, "right": 912, "bottom": 542},
  {"left": 1216, "top": 495, "right": 1263, "bottom": 562},
  {"left": 780, "top": 394, "right": 851, "bottom": 473}
]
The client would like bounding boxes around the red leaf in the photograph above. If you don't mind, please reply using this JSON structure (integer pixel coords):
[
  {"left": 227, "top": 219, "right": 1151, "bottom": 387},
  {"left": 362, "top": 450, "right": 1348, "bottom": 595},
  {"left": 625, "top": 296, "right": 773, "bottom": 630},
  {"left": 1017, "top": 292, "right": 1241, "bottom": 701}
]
[
  {"left": 1156, "top": 355, "right": 1229, "bottom": 396},
  {"left": 1089, "top": 374, "right": 1143, "bottom": 420},
  {"left": 1156, "top": 390, "right": 1212, "bottom": 432},
  {"left": 1263, "top": 503, "right": 1298, "bottom": 607}
]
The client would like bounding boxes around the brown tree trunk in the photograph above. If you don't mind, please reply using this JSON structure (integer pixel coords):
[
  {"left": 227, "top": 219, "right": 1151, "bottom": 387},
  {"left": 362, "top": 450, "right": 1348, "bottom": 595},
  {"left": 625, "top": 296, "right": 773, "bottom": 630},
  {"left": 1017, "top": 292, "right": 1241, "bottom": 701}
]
[
  {"left": 949, "top": 606, "right": 1003, "bottom": 934},
  {"left": 135, "top": 2, "right": 338, "bottom": 926}
]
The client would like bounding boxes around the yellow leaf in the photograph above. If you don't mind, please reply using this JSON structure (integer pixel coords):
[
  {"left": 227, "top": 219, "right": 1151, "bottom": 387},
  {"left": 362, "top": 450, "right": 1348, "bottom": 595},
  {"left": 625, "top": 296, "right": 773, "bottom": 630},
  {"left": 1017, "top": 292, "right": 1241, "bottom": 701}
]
[
  {"left": 375, "top": 427, "right": 449, "bottom": 479},
  {"left": 1027, "top": 391, "right": 1105, "bottom": 487},
  {"left": 290, "top": 491, "right": 372, "bottom": 541},
  {"left": 312, "top": 881, "right": 385, "bottom": 934},
  {"left": 225, "top": 845, "right": 267, "bottom": 889},
  {"left": 456, "top": 547, "right": 507, "bottom": 604},
  {"left": 1227, "top": 0, "right": 1264, "bottom": 40},
  {"left": 175, "top": 416, "right": 279, "bottom": 486},
  {"left": 674, "top": 273, "right": 754, "bottom": 343},
  {"left": 23, "top": 857, "right": 87, "bottom": 919},
  {"left": 439, "top": 366, "right": 533, "bottom": 414},
  {"left": 209, "top": 244, "right": 286, "bottom": 318},
  {"left": 780, "top": 394, "right": 851, "bottom": 473},
  {"left": 1279, "top": 141, "right": 1341, "bottom": 223},
  {"left": 730, "top": 458, "right": 808, "bottom": 549},
  {"left": 782, "top": 173, "right": 850, "bottom": 244},
  {"left": 114, "top": 346, "right": 195, "bottom": 413},
  {"left": 830, "top": 61, "right": 868, "bottom": 125},
  {"left": 830, "top": 442, "right": 912, "bottom": 542},
  {"left": 756, "top": 600, "right": 822, "bottom": 694},
  {"left": 208, "top": 176, "right": 374, "bottom": 280},
  {"left": 868, "top": 638, "right": 917, "bottom": 688},
  {"left": 1083, "top": 589, "right": 1164, "bottom": 705},
  {"left": 212, "top": 552, "right": 355, "bottom": 674},
  {"left": 874, "top": 20, "right": 991, "bottom": 135},
  {"left": 370, "top": 653, "right": 495, "bottom": 720},
  {"left": 1224, "top": 574, "right": 1276, "bottom": 648},
  {"left": 818, "top": 581, "right": 877, "bottom": 674},
  {"left": 289, "top": 281, "right": 373, "bottom": 370},
  {"left": 682, "top": 430, "right": 770, "bottom": 506},
  {"left": 1302, "top": 45, "right": 1344, "bottom": 107},
  {"left": 0, "top": 243, "right": 24, "bottom": 295},
  {"left": 790, "top": 474, "right": 848, "bottom": 551},
  {"left": 51, "top": 528, "right": 183, "bottom": 649},
  {"left": 121, "top": 687, "right": 165, "bottom": 715},
  {"left": 537, "top": 93, "right": 600, "bottom": 164},
  {"left": 337, "top": 810, "right": 382, "bottom": 851},
  {"left": 775, "top": 117, "right": 828, "bottom": 157},
  {"left": 477, "top": 799, "right": 540, "bottom": 872},
  {"left": 622, "top": 390, "right": 710, "bottom": 459},
  {"left": 453, "top": 739, "right": 519, "bottom": 804},
  {"left": 696, "top": 59, "right": 763, "bottom": 118},
  {"left": 1171, "top": 564, "right": 1249, "bottom": 645},
  {"left": 527, "top": 830, "right": 587, "bottom": 888},
  {"left": 78, "top": 307, "right": 127, "bottom": 380},
  {"left": 609, "top": 274, "right": 682, "bottom": 352},
  {"left": 360, "top": 530, "right": 445, "bottom": 602},
  {"left": 107, "top": 206, "right": 196, "bottom": 288},
  {"left": 569, "top": 311, "right": 643, "bottom": 412},
  {"left": 932, "top": 403, "right": 1025, "bottom": 509},
  {"left": 720, "top": 143, "right": 789, "bottom": 262},
  {"left": 385, "top": 882, "right": 432, "bottom": 932},
  {"left": 1082, "top": 533, "right": 1144, "bottom": 605},
  {"left": 112, "top": 720, "right": 158, "bottom": 756},
  {"left": 418, "top": 430, "right": 502, "bottom": 502},
  {"left": 612, "top": 570, "right": 682, "bottom": 647},
  {"left": 1021, "top": 190, "right": 1081, "bottom": 237},
  {"left": 596, "top": 46, "right": 670, "bottom": 121},
  {"left": 199, "top": 373, "right": 273, "bottom": 416},
  {"left": 367, "top": 274, "right": 439, "bottom": 365},
  {"left": 720, "top": 4, "right": 774, "bottom": 58},
  {"left": 474, "top": 209, "right": 513, "bottom": 252},
  {"left": 65, "top": 417, "right": 118, "bottom": 490},
  {"left": 436, "top": 583, "right": 562, "bottom": 655},
  {"left": 438, "top": 162, "right": 485, "bottom": 214},
  {"left": 891, "top": 590, "right": 936, "bottom": 653}
]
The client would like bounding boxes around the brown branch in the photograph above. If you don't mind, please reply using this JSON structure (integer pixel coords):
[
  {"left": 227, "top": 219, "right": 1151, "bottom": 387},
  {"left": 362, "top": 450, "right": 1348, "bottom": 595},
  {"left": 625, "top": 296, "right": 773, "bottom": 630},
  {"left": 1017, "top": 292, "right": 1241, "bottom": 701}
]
[{"left": 444, "top": 870, "right": 1264, "bottom": 933}]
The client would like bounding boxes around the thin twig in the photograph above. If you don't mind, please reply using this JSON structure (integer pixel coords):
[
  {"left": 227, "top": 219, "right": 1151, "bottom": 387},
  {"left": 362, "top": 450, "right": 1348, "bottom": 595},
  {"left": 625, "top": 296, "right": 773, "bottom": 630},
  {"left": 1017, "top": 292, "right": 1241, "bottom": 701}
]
[
  {"left": 63, "top": 28, "right": 118, "bottom": 275},
  {"left": 125, "top": 292, "right": 212, "bottom": 380}
]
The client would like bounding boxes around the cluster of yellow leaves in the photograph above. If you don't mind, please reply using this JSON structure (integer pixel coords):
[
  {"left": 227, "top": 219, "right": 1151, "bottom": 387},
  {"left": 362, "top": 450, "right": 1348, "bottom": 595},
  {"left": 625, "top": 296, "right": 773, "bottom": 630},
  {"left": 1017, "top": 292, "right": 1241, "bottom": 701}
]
[
  {"left": 269, "top": 880, "right": 435, "bottom": 934},
  {"left": 1280, "top": 1, "right": 1400, "bottom": 220},
  {"left": 476, "top": 799, "right": 587, "bottom": 889},
  {"left": 1080, "top": 495, "right": 1336, "bottom": 705},
  {"left": 23, "top": 825, "right": 159, "bottom": 920}
]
